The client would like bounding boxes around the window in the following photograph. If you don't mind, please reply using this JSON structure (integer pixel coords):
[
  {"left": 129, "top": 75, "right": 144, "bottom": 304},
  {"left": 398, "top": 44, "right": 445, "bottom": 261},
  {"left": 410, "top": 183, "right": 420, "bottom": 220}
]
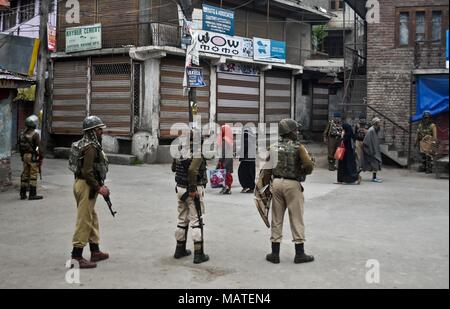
[
  {"left": 397, "top": 7, "right": 449, "bottom": 47},
  {"left": 415, "top": 12, "right": 426, "bottom": 42},
  {"left": 432, "top": 11, "right": 442, "bottom": 41},
  {"left": 324, "top": 33, "right": 344, "bottom": 58},
  {"left": 330, "top": 0, "right": 344, "bottom": 11},
  {"left": 399, "top": 12, "right": 409, "bottom": 45}
]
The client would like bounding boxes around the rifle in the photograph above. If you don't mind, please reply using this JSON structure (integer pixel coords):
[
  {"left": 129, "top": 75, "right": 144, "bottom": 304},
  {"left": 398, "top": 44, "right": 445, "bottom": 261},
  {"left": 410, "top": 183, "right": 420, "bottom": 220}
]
[{"left": 104, "top": 195, "right": 117, "bottom": 217}]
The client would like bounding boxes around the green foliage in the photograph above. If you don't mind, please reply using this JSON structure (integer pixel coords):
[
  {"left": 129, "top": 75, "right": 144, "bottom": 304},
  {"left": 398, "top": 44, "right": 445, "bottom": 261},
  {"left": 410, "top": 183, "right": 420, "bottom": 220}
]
[{"left": 312, "top": 25, "right": 328, "bottom": 52}]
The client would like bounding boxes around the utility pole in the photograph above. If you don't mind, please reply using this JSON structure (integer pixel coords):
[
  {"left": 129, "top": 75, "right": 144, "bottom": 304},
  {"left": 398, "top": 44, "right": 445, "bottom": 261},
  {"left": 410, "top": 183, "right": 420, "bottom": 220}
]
[
  {"left": 179, "top": 0, "right": 197, "bottom": 127},
  {"left": 35, "top": 0, "right": 49, "bottom": 116}
]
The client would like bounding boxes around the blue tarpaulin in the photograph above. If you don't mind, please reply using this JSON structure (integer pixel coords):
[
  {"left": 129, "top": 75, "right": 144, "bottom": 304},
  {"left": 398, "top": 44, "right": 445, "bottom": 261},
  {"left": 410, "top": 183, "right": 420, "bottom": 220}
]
[{"left": 412, "top": 75, "right": 449, "bottom": 122}]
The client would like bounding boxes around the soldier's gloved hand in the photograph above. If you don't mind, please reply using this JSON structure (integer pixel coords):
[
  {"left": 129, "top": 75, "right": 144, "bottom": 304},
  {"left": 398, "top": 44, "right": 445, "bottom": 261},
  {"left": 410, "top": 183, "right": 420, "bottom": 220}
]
[{"left": 98, "top": 186, "right": 110, "bottom": 197}]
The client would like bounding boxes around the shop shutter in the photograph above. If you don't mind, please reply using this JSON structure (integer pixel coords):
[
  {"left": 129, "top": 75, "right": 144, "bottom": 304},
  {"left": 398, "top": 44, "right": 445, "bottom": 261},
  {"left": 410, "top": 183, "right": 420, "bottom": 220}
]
[
  {"left": 265, "top": 70, "right": 292, "bottom": 124},
  {"left": 91, "top": 56, "right": 132, "bottom": 136},
  {"left": 312, "top": 84, "right": 329, "bottom": 132},
  {"left": 216, "top": 72, "right": 260, "bottom": 125},
  {"left": 159, "top": 57, "right": 210, "bottom": 138},
  {"left": 51, "top": 60, "right": 88, "bottom": 135}
]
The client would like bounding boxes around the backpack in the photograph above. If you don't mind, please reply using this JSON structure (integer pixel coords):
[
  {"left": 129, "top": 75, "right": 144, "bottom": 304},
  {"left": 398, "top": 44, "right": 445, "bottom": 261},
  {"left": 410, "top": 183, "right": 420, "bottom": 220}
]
[{"left": 68, "top": 139, "right": 92, "bottom": 175}]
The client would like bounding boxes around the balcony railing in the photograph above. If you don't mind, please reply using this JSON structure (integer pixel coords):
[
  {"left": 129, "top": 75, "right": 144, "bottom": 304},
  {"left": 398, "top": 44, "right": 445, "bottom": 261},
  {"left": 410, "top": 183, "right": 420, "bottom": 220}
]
[{"left": 414, "top": 40, "right": 447, "bottom": 70}]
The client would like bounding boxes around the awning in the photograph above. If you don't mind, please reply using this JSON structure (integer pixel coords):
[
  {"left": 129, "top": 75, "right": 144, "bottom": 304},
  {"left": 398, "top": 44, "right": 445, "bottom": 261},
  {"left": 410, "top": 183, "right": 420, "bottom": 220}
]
[
  {"left": 344, "top": 0, "right": 367, "bottom": 18},
  {"left": 412, "top": 75, "right": 449, "bottom": 122}
]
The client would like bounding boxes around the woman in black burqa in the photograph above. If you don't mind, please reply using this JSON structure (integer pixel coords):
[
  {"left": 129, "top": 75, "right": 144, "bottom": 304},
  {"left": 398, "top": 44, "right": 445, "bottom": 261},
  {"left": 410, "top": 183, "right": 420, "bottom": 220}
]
[
  {"left": 337, "top": 123, "right": 361, "bottom": 185},
  {"left": 238, "top": 128, "right": 256, "bottom": 193}
]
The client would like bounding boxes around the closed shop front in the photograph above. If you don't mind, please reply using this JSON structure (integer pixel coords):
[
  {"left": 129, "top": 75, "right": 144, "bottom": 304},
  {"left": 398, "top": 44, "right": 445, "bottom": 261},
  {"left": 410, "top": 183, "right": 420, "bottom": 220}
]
[
  {"left": 216, "top": 64, "right": 260, "bottom": 125},
  {"left": 159, "top": 57, "right": 210, "bottom": 138},
  {"left": 91, "top": 56, "right": 132, "bottom": 136},
  {"left": 265, "top": 70, "right": 292, "bottom": 124},
  {"left": 312, "top": 84, "right": 329, "bottom": 132},
  {"left": 51, "top": 60, "right": 88, "bottom": 134}
]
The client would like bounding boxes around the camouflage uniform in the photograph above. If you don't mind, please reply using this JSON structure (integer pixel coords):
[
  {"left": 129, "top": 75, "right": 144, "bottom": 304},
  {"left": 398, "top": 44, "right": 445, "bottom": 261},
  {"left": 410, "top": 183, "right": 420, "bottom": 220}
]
[
  {"left": 416, "top": 114, "right": 437, "bottom": 174},
  {"left": 323, "top": 117, "right": 343, "bottom": 171},
  {"left": 18, "top": 115, "right": 43, "bottom": 200}
]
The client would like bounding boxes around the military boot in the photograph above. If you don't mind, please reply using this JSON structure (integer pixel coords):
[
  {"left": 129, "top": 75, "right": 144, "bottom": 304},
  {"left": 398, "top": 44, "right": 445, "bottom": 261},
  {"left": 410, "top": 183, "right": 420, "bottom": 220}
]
[
  {"left": 20, "top": 186, "right": 27, "bottom": 200},
  {"left": 193, "top": 242, "right": 209, "bottom": 264},
  {"left": 89, "top": 243, "right": 109, "bottom": 262},
  {"left": 71, "top": 247, "right": 97, "bottom": 269},
  {"left": 425, "top": 158, "right": 433, "bottom": 174},
  {"left": 266, "top": 242, "right": 280, "bottom": 264},
  {"left": 28, "top": 186, "right": 43, "bottom": 200},
  {"left": 174, "top": 241, "right": 192, "bottom": 259},
  {"left": 294, "top": 243, "right": 314, "bottom": 264}
]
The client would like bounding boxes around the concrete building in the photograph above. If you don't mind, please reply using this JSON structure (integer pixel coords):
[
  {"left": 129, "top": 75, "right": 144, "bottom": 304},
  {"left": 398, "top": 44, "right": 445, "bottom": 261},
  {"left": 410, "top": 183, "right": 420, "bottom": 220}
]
[
  {"left": 0, "top": 69, "right": 34, "bottom": 190},
  {"left": 49, "top": 0, "right": 355, "bottom": 162},
  {"left": 345, "top": 0, "right": 449, "bottom": 167}
]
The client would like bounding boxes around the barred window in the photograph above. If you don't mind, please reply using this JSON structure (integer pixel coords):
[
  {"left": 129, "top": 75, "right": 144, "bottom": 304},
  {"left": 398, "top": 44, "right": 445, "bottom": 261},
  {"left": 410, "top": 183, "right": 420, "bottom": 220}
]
[{"left": 93, "top": 63, "right": 131, "bottom": 76}]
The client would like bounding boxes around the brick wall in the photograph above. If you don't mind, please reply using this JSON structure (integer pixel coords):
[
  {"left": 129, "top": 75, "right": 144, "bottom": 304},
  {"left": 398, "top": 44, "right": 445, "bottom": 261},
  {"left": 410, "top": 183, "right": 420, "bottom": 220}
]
[{"left": 367, "top": 0, "right": 449, "bottom": 157}]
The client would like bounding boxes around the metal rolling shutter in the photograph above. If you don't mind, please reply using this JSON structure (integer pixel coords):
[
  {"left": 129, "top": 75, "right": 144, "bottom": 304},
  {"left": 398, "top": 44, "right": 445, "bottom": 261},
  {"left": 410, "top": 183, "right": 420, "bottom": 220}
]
[
  {"left": 265, "top": 70, "right": 292, "bottom": 124},
  {"left": 91, "top": 56, "right": 132, "bottom": 136},
  {"left": 51, "top": 60, "right": 87, "bottom": 135},
  {"left": 216, "top": 73, "right": 260, "bottom": 125},
  {"left": 312, "top": 84, "right": 329, "bottom": 132},
  {"left": 160, "top": 57, "right": 210, "bottom": 138}
]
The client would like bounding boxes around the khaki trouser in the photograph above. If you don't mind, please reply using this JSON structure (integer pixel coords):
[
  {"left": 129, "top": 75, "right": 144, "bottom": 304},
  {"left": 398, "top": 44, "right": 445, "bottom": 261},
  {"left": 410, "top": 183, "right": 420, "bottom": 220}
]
[
  {"left": 21, "top": 153, "right": 39, "bottom": 187},
  {"left": 327, "top": 136, "right": 340, "bottom": 162},
  {"left": 271, "top": 178, "right": 305, "bottom": 244},
  {"left": 175, "top": 186, "right": 206, "bottom": 243},
  {"left": 72, "top": 179, "right": 100, "bottom": 248}
]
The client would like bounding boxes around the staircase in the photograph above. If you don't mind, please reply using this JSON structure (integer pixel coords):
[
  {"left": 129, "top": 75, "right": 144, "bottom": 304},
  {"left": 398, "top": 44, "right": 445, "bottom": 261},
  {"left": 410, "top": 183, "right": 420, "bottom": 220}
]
[
  {"left": 379, "top": 139, "right": 408, "bottom": 167},
  {"left": 368, "top": 106, "right": 411, "bottom": 168}
]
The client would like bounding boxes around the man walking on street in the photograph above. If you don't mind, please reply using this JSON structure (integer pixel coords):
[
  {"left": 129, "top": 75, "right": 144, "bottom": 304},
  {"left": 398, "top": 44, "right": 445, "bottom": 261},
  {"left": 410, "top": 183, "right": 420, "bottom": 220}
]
[
  {"left": 69, "top": 116, "right": 110, "bottom": 269},
  {"left": 363, "top": 117, "right": 383, "bottom": 183}
]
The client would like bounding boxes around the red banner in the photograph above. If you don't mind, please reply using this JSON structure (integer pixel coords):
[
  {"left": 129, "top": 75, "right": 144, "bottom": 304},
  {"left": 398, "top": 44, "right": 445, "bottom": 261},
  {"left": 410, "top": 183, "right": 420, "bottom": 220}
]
[{"left": 48, "top": 25, "right": 56, "bottom": 52}]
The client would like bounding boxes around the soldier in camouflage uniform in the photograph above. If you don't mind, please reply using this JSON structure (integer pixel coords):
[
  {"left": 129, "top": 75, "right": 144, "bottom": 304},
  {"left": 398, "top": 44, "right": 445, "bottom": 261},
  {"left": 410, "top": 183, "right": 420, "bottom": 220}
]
[
  {"left": 415, "top": 111, "right": 437, "bottom": 174},
  {"left": 354, "top": 114, "right": 370, "bottom": 172},
  {"left": 323, "top": 112, "right": 343, "bottom": 171},
  {"left": 18, "top": 115, "right": 43, "bottom": 200},
  {"left": 258, "top": 119, "right": 315, "bottom": 264}
]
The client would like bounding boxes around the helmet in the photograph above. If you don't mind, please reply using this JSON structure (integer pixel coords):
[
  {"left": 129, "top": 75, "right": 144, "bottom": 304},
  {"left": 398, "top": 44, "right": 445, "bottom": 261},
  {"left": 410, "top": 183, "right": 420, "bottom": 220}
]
[
  {"left": 422, "top": 110, "right": 432, "bottom": 118},
  {"left": 279, "top": 119, "right": 300, "bottom": 136},
  {"left": 83, "top": 116, "right": 106, "bottom": 131},
  {"left": 25, "top": 115, "right": 39, "bottom": 129}
]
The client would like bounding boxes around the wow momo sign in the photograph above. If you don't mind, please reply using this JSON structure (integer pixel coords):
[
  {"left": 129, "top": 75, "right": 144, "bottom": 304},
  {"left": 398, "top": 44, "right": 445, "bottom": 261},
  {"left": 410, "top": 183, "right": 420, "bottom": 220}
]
[{"left": 196, "top": 30, "right": 251, "bottom": 58}]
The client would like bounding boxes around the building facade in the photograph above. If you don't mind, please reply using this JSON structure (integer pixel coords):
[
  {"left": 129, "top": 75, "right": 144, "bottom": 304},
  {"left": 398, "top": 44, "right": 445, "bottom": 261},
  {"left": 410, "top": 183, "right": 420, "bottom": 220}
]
[{"left": 345, "top": 0, "right": 449, "bottom": 167}]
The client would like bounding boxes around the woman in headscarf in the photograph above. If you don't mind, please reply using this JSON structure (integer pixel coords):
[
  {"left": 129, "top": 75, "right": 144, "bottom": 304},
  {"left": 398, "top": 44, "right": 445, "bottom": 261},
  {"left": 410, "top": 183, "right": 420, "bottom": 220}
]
[
  {"left": 217, "top": 124, "right": 234, "bottom": 194},
  {"left": 238, "top": 127, "right": 256, "bottom": 193},
  {"left": 337, "top": 123, "right": 361, "bottom": 185}
]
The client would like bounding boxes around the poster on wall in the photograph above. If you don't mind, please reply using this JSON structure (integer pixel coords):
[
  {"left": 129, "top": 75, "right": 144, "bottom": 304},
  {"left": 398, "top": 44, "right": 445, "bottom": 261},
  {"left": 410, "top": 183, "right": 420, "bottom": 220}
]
[
  {"left": 202, "top": 4, "right": 234, "bottom": 36},
  {"left": 218, "top": 62, "right": 260, "bottom": 76},
  {"left": 253, "top": 38, "right": 286, "bottom": 63},
  {"left": 47, "top": 25, "right": 56, "bottom": 52},
  {"left": 187, "top": 67, "right": 207, "bottom": 88}
]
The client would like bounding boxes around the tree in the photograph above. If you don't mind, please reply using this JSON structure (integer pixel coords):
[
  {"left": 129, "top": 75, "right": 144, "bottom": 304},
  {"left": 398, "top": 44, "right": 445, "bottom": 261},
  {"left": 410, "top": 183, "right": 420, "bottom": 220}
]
[{"left": 312, "top": 25, "right": 328, "bottom": 52}]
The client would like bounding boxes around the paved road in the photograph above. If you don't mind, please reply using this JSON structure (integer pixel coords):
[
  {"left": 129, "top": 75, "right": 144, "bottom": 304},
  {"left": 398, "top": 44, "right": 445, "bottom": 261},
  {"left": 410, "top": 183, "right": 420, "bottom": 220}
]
[{"left": 0, "top": 154, "right": 448, "bottom": 289}]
